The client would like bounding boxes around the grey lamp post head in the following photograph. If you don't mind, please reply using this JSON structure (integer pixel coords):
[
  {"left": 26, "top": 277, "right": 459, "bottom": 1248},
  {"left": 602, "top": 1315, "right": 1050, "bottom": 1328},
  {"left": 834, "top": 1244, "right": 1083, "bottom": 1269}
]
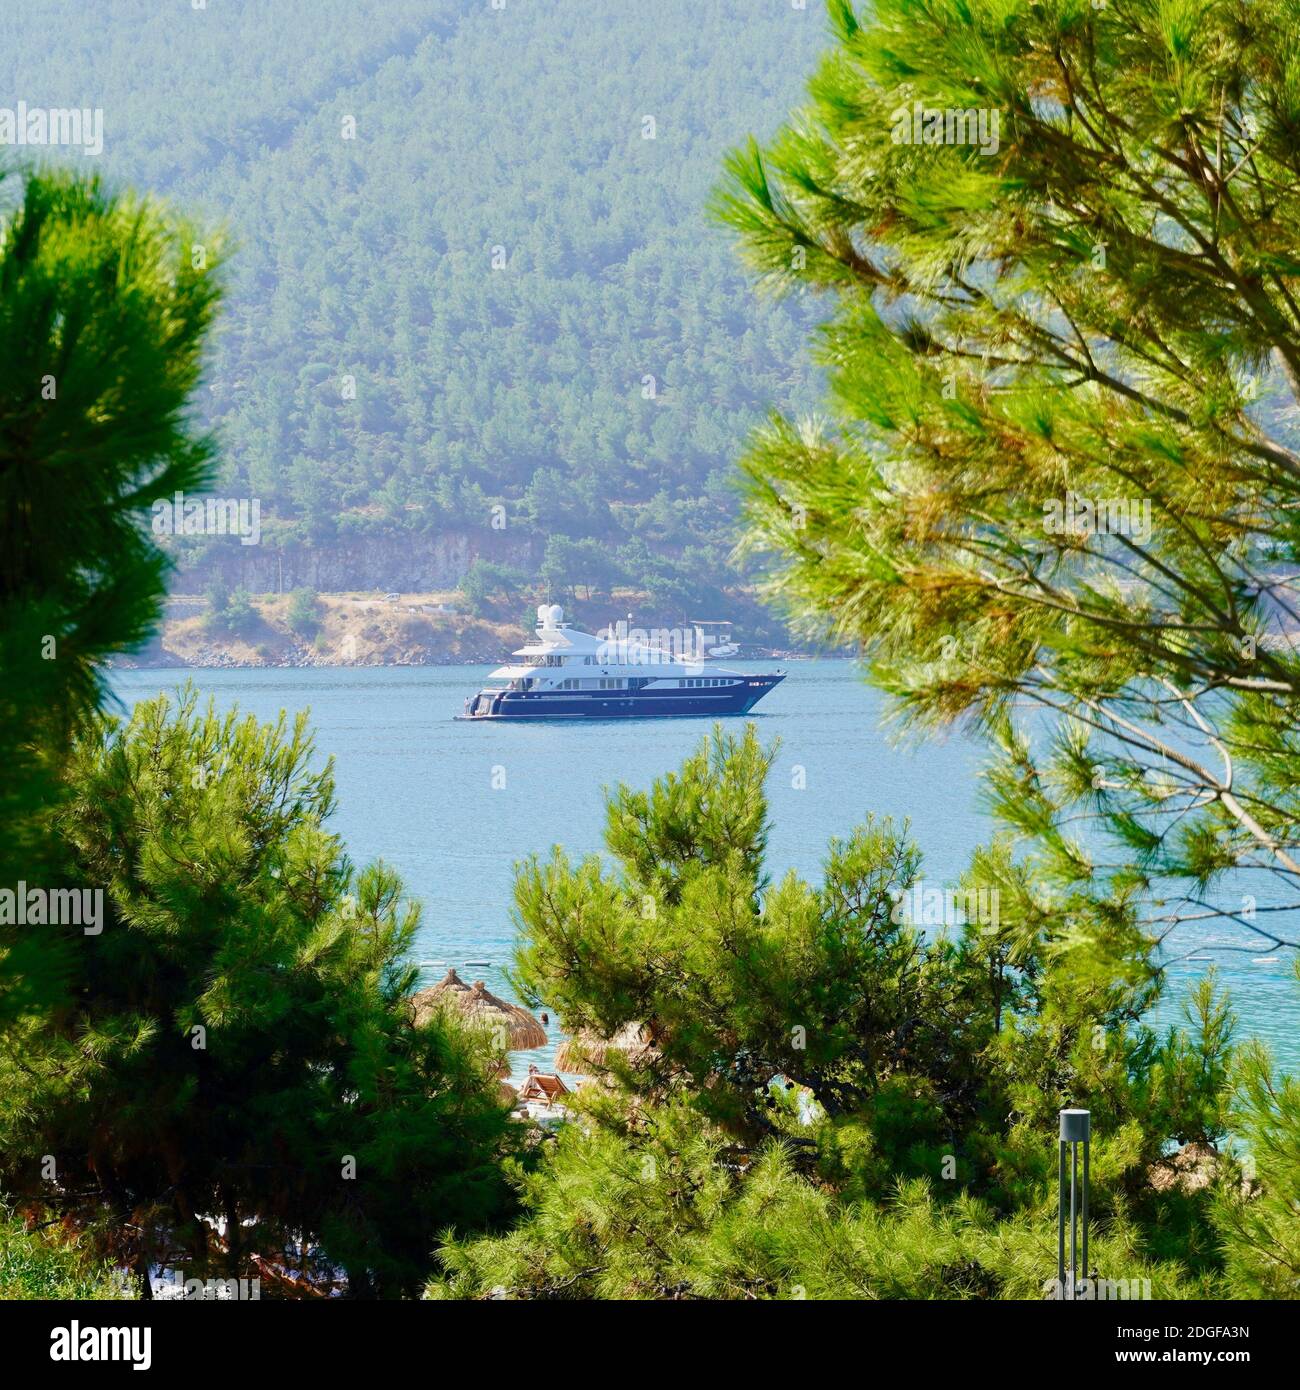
[{"left": 1060, "top": 1108, "right": 1091, "bottom": 1143}]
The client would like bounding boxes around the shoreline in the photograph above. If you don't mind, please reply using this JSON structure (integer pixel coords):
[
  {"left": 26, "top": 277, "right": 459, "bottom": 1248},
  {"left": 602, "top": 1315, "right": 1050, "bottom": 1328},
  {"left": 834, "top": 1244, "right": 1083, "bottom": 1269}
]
[
  {"left": 107, "top": 590, "right": 837, "bottom": 670},
  {"left": 109, "top": 650, "right": 826, "bottom": 670}
]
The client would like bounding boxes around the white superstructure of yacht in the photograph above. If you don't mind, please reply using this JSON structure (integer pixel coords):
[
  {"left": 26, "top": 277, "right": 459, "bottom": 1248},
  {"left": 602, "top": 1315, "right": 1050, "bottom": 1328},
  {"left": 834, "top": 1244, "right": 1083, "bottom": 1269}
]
[{"left": 459, "top": 605, "right": 784, "bottom": 720}]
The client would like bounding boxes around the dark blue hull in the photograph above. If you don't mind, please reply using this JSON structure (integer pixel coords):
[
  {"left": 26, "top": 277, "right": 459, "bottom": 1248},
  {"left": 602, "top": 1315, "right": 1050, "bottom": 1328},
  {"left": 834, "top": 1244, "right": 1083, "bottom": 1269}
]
[{"left": 460, "top": 674, "right": 784, "bottom": 721}]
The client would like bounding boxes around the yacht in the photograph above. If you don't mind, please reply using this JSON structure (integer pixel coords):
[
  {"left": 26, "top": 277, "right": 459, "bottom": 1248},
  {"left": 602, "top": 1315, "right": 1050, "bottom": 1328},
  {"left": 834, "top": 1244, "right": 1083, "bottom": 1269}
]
[{"left": 459, "top": 605, "right": 785, "bottom": 721}]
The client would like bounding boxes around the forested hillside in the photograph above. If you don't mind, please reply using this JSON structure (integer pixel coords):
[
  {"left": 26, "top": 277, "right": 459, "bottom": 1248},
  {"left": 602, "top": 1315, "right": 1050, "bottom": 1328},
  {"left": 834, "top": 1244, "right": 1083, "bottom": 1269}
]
[{"left": 2, "top": 0, "right": 827, "bottom": 619}]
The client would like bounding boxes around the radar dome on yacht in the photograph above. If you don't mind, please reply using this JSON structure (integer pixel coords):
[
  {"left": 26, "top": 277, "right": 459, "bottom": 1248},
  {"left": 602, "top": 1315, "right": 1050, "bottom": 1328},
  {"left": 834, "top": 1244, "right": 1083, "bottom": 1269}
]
[{"left": 545, "top": 604, "right": 564, "bottom": 626}]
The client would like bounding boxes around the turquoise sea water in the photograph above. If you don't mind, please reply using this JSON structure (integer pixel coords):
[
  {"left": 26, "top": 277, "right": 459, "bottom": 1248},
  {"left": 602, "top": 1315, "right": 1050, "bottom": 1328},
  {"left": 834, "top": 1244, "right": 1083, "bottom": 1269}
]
[{"left": 108, "top": 662, "right": 1300, "bottom": 1078}]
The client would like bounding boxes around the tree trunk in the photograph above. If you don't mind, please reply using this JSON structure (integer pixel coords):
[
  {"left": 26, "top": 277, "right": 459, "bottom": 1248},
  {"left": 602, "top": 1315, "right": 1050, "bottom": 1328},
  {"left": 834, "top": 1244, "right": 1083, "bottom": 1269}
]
[{"left": 135, "top": 1250, "right": 154, "bottom": 1300}]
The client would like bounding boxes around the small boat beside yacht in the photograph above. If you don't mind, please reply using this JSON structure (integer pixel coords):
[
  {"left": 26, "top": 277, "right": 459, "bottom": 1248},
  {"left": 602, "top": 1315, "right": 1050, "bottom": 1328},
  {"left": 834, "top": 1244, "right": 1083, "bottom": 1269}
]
[{"left": 458, "top": 605, "right": 785, "bottom": 721}]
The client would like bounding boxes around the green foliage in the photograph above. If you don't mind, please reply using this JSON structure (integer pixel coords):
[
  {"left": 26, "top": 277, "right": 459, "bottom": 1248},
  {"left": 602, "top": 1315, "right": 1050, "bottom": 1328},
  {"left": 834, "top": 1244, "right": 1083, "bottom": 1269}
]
[
  {"left": 286, "top": 586, "right": 321, "bottom": 638},
  {"left": 1147, "top": 975, "right": 1237, "bottom": 1148},
  {"left": 719, "top": 0, "right": 1300, "bottom": 955},
  {"left": 202, "top": 578, "right": 230, "bottom": 628},
  {"left": 433, "top": 1108, "right": 1210, "bottom": 1301},
  {"left": 0, "top": 165, "right": 223, "bottom": 898},
  {"left": 223, "top": 587, "right": 258, "bottom": 636},
  {"left": 0, "top": 688, "right": 515, "bottom": 1296},
  {"left": 512, "top": 729, "right": 925, "bottom": 1131},
  {"left": 0, "top": 171, "right": 227, "bottom": 1280},
  {"left": 438, "top": 725, "right": 1255, "bottom": 1297},
  {"left": 1214, "top": 969, "right": 1300, "bottom": 1297},
  {"left": 539, "top": 536, "right": 627, "bottom": 602},
  {"left": 0, "top": 1210, "right": 131, "bottom": 1300},
  {"left": 202, "top": 581, "right": 259, "bottom": 637},
  {"left": 459, "top": 559, "right": 530, "bottom": 616}
]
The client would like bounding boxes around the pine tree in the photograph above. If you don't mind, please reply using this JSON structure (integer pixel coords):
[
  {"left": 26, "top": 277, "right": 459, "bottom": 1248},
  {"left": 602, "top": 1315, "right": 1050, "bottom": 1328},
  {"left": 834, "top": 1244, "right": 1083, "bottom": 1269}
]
[
  {"left": 0, "top": 168, "right": 223, "bottom": 887},
  {"left": 715, "top": 0, "right": 1300, "bottom": 956},
  {"left": 0, "top": 688, "right": 515, "bottom": 1296},
  {"left": 1214, "top": 970, "right": 1300, "bottom": 1296},
  {"left": 0, "top": 167, "right": 226, "bottom": 1278},
  {"left": 436, "top": 727, "right": 1236, "bottom": 1298}
]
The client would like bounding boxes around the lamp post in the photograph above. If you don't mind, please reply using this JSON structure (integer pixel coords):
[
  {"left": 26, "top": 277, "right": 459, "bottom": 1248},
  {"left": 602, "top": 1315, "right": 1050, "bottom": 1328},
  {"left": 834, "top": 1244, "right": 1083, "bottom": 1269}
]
[{"left": 1058, "top": 1108, "right": 1090, "bottom": 1300}]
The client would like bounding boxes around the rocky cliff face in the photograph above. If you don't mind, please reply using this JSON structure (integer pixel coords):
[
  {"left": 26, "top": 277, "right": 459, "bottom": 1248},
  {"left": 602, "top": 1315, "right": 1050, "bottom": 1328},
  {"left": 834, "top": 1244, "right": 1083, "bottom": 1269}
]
[
  {"left": 112, "top": 592, "right": 521, "bottom": 669},
  {"left": 164, "top": 531, "right": 538, "bottom": 596}
]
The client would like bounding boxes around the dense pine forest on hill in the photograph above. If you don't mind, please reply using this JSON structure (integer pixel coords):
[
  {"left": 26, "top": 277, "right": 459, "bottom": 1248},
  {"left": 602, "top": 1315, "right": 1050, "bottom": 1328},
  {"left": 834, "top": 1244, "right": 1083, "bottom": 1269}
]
[{"left": 2, "top": 0, "right": 827, "bottom": 623}]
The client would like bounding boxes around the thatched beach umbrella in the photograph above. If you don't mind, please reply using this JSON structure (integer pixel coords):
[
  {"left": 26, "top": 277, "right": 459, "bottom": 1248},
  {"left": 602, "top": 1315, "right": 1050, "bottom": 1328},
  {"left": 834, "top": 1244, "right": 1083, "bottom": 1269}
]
[
  {"left": 554, "top": 1021, "right": 656, "bottom": 1074},
  {"left": 410, "top": 968, "right": 547, "bottom": 1050}
]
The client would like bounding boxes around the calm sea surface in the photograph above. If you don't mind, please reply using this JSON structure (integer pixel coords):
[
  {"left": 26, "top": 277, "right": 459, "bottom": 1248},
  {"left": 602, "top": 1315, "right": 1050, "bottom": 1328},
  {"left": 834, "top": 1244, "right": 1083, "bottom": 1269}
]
[{"left": 108, "top": 662, "right": 1300, "bottom": 1078}]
